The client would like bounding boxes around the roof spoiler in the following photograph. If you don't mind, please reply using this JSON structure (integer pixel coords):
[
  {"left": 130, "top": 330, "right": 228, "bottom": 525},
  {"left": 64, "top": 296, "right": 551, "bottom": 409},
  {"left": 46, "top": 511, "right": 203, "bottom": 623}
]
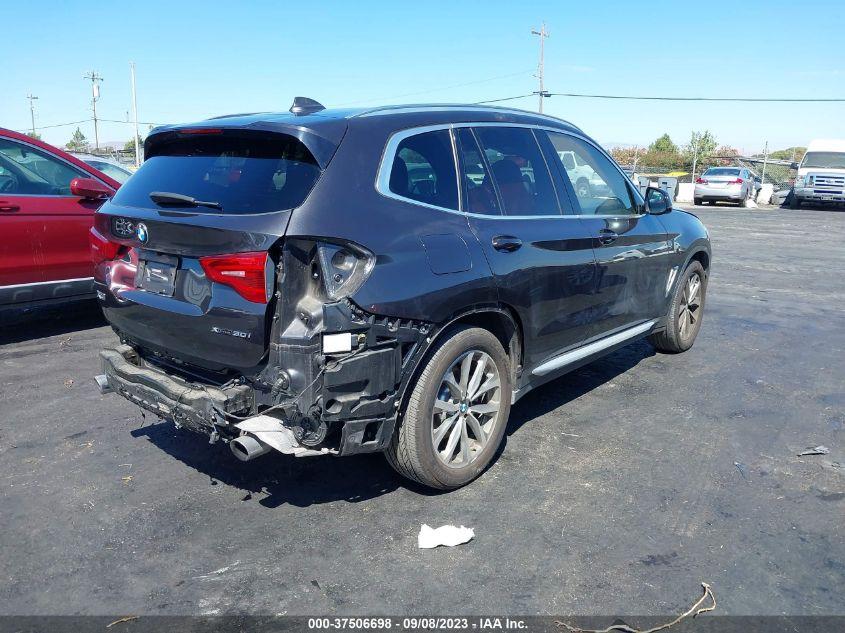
[{"left": 289, "top": 97, "right": 326, "bottom": 116}]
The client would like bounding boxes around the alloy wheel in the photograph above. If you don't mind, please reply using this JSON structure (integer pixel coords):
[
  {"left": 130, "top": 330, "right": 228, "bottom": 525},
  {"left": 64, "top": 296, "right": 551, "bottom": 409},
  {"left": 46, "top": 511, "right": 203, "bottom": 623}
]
[
  {"left": 678, "top": 272, "right": 702, "bottom": 340},
  {"left": 431, "top": 350, "right": 501, "bottom": 468}
]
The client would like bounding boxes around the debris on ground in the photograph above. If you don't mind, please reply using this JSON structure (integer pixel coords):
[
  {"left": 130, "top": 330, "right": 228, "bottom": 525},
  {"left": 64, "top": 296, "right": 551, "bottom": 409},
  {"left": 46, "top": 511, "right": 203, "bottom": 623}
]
[
  {"left": 556, "top": 582, "right": 716, "bottom": 633},
  {"left": 106, "top": 616, "right": 138, "bottom": 628},
  {"left": 734, "top": 461, "right": 749, "bottom": 480},
  {"left": 121, "top": 476, "right": 133, "bottom": 484},
  {"left": 63, "top": 379, "right": 74, "bottom": 389},
  {"left": 418, "top": 524, "right": 474, "bottom": 549},
  {"left": 798, "top": 446, "right": 830, "bottom": 456}
]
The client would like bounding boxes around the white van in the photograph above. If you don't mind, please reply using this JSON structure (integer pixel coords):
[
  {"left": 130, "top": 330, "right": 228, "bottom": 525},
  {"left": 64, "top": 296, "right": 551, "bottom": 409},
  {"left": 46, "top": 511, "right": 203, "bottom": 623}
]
[{"left": 791, "top": 139, "right": 845, "bottom": 208}]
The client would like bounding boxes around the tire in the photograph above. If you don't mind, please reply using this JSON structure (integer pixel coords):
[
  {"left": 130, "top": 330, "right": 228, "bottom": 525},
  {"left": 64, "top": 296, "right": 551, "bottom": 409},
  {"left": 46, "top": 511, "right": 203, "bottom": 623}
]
[
  {"left": 385, "top": 325, "right": 512, "bottom": 489},
  {"left": 648, "top": 260, "right": 707, "bottom": 353},
  {"left": 575, "top": 178, "right": 591, "bottom": 198},
  {"left": 741, "top": 190, "right": 751, "bottom": 207},
  {"left": 694, "top": 197, "right": 702, "bottom": 206}
]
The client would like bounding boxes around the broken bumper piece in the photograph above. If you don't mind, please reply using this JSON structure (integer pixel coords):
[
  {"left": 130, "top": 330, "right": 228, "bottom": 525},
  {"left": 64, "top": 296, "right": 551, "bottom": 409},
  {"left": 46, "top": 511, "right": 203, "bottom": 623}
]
[{"left": 98, "top": 344, "right": 252, "bottom": 436}]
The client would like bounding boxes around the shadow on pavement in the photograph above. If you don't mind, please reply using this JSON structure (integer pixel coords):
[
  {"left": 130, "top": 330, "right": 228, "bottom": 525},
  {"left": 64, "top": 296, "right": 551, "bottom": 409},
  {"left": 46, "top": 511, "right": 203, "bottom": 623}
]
[
  {"left": 131, "top": 339, "right": 655, "bottom": 507},
  {"left": 505, "top": 339, "right": 655, "bottom": 437},
  {"left": 0, "top": 300, "right": 106, "bottom": 345}
]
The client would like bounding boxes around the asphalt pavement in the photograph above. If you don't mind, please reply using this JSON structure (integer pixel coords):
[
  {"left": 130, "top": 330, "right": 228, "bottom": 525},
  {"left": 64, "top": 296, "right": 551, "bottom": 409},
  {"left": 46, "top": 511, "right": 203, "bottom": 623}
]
[{"left": 1, "top": 205, "right": 843, "bottom": 617}]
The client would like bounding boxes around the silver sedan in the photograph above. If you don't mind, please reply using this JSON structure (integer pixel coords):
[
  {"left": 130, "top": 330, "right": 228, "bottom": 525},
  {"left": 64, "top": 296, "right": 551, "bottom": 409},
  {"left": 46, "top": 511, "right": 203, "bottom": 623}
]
[{"left": 694, "top": 167, "right": 758, "bottom": 206}]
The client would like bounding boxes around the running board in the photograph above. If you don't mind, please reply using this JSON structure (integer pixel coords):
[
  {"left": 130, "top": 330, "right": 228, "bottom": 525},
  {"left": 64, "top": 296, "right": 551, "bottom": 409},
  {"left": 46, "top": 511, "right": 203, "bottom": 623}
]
[{"left": 532, "top": 320, "right": 656, "bottom": 377}]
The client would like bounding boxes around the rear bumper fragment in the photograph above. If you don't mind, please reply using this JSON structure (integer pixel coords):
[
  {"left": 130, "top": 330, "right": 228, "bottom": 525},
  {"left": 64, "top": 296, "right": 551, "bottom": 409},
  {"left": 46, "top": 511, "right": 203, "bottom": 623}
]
[{"left": 99, "top": 344, "right": 253, "bottom": 435}]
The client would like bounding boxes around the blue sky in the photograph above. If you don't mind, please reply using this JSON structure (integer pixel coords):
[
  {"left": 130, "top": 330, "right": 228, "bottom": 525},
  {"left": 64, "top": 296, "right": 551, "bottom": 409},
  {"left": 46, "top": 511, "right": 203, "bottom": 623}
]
[{"left": 4, "top": 0, "right": 843, "bottom": 153}]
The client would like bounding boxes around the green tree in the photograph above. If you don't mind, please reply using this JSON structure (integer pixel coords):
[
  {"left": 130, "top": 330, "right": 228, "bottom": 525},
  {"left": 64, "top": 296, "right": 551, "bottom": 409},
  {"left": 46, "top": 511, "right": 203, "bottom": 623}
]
[
  {"left": 683, "top": 131, "right": 718, "bottom": 174},
  {"left": 770, "top": 147, "right": 806, "bottom": 163},
  {"left": 26, "top": 131, "right": 42, "bottom": 141},
  {"left": 636, "top": 133, "right": 682, "bottom": 170},
  {"left": 124, "top": 136, "right": 141, "bottom": 154},
  {"left": 648, "top": 133, "right": 678, "bottom": 154},
  {"left": 65, "top": 127, "right": 90, "bottom": 152}
]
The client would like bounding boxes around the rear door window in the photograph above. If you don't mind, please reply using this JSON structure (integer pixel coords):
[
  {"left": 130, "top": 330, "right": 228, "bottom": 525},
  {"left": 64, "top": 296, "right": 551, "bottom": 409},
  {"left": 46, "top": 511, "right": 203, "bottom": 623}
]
[
  {"left": 388, "top": 129, "right": 458, "bottom": 210},
  {"left": 111, "top": 131, "right": 320, "bottom": 214},
  {"left": 473, "top": 127, "right": 560, "bottom": 216},
  {"left": 456, "top": 128, "right": 500, "bottom": 215}
]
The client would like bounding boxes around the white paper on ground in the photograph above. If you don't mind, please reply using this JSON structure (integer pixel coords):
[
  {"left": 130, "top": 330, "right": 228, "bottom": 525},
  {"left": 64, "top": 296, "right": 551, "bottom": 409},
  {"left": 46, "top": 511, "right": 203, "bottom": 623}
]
[{"left": 417, "top": 524, "right": 475, "bottom": 549}]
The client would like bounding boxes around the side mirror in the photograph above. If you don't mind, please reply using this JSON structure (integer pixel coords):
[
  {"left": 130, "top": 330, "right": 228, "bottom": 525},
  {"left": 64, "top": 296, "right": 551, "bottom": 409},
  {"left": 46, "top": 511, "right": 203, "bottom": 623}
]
[
  {"left": 645, "top": 186, "right": 672, "bottom": 214},
  {"left": 70, "top": 177, "right": 112, "bottom": 200},
  {"left": 790, "top": 162, "right": 800, "bottom": 170}
]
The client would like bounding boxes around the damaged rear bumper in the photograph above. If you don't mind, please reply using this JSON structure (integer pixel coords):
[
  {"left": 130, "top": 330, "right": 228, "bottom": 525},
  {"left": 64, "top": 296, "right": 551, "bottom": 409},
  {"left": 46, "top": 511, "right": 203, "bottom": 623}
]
[{"left": 98, "top": 344, "right": 253, "bottom": 437}]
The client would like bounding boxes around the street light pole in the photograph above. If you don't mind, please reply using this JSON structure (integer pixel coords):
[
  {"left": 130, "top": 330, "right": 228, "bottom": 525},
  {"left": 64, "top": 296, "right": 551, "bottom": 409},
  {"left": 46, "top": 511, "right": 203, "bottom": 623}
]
[
  {"left": 84, "top": 70, "right": 103, "bottom": 151},
  {"left": 761, "top": 140, "right": 769, "bottom": 185},
  {"left": 130, "top": 62, "right": 141, "bottom": 167},
  {"left": 691, "top": 136, "right": 699, "bottom": 183},
  {"left": 531, "top": 22, "right": 549, "bottom": 114},
  {"left": 26, "top": 94, "right": 38, "bottom": 136}
]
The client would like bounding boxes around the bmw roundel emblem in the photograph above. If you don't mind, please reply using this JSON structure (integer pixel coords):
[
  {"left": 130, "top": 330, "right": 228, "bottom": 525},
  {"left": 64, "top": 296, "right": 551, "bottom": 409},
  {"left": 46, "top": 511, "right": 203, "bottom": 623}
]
[{"left": 136, "top": 222, "right": 149, "bottom": 244}]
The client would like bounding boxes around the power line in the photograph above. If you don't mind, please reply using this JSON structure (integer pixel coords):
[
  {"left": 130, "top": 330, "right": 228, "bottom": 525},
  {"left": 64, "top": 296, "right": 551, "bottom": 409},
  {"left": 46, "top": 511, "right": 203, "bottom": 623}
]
[
  {"left": 330, "top": 69, "right": 534, "bottom": 107},
  {"left": 24, "top": 118, "right": 92, "bottom": 132},
  {"left": 548, "top": 92, "right": 845, "bottom": 102},
  {"left": 474, "top": 94, "right": 535, "bottom": 104}
]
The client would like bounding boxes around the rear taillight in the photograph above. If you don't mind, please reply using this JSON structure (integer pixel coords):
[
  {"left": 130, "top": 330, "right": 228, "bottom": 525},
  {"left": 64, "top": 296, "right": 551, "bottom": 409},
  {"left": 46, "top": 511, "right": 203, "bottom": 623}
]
[
  {"left": 89, "top": 227, "right": 126, "bottom": 264},
  {"left": 200, "top": 252, "right": 270, "bottom": 303},
  {"left": 316, "top": 242, "right": 375, "bottom": 301},
  {"left": 729, "top": 178, "right": 744, "bottom": 184},
  {"left": 695, "top": 177, "right": 707, "bottom": 184}
]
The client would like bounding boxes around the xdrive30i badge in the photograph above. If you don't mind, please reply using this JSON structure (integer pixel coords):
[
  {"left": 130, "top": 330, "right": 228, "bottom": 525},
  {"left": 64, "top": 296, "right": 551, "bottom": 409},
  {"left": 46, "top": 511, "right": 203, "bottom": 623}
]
[{"left": 211, "top": 326, "right": 251, "bottom": 339}]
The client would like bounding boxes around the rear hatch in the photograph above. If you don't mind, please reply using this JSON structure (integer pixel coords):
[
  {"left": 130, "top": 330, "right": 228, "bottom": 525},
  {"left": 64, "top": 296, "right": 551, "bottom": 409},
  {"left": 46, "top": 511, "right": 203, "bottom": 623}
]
[{"left": 93, "top": 126, "right": 336, "bottom": 374}]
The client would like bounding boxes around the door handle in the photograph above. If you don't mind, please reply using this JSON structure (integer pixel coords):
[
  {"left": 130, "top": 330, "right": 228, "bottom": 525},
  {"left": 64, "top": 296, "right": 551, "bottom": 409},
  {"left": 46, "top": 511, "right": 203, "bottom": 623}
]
[
  {"left": 0, "top": 203, "right": 21, "bottom": 212},
  {"left": 492, "top": 235, "right": 522, "bottom": 252},
  {"left": 597, "top": 229, "right": 618, "bottom": 245}
]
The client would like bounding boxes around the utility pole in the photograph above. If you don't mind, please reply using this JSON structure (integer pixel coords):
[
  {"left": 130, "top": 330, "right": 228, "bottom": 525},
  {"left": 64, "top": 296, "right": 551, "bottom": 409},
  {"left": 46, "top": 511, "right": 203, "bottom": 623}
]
[
  {"left": 130, "top": 62, "right": 141, "bottom": 167},
  {"left": 761, "top": 140, "right": 769, "bottom": 184},
  {"left": 531, "top": 22, "right": 550, "bottom": 114},
  {"left": 691, "top": 135, "right": 699, "bottom": 183},
  {"left": 26, "top": 94, "right": 38, "bottom": 136},
  {"left": 84, "top": 70, "right": 104, "bottom": 151}
]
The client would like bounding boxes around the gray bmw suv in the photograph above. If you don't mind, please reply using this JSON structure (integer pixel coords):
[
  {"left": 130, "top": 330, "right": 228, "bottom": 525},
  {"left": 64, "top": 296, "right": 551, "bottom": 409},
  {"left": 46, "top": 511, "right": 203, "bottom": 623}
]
[{"left": 93, "top": 99, "right": 711, "bottom": 489}]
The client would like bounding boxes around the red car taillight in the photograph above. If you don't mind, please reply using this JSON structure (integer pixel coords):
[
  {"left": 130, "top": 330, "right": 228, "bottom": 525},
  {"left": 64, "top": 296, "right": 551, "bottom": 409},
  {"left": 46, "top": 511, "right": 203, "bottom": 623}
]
[
  {"left": 200, "top": 252, "right": 270, "bottom": 303},
  {"left": 728, "top": 178, "right": 744, "bottom": 184},
  {"left": 89, "top": 227, "right": 126, "bottom": 264},
  {"left": 695, "top": 177, "right": 707, "bottom": 184}
]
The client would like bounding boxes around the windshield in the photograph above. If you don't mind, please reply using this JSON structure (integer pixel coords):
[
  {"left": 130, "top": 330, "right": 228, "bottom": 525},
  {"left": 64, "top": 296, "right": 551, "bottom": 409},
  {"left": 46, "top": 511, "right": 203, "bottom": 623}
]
[
  {"left": 801, "top": 152, "right": 845, "bottom": 169},
  {"left": 112, "top": 132, "right": 321, "bottom": 214},
  {"left": 85, "top": 160, "right": 133, "bottom": 184},
  {"left": 703, "top": 168, "right": 741, "bottom": 177}
]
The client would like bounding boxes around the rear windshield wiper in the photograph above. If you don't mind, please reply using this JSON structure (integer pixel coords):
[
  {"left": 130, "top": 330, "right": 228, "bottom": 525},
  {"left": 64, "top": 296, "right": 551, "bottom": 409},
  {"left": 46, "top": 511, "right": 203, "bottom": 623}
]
[{"left": 149, "top": 191, "right": 222, "bottom": 210}]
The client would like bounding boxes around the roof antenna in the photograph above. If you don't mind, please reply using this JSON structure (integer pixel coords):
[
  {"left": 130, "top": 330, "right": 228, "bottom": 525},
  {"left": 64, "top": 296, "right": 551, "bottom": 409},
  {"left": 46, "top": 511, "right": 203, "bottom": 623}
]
[{"left": 290, "top": 97, "right": 325, "bottom": 116}]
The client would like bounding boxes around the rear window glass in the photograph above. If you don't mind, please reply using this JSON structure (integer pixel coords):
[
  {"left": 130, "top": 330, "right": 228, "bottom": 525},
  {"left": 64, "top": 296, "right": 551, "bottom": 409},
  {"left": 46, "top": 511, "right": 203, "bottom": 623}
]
[
  {"left": 112, "top": 132, "right": 320, "bottom": 214},
  {"left": 703, "top": 168, "right": 741, "bottom": 176}
]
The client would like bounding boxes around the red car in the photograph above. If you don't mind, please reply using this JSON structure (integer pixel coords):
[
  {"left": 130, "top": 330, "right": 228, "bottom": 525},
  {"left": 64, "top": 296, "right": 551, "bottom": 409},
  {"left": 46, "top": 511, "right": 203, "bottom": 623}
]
[{"left": 0, "top": 128, "right": 122, "bottom": 310}]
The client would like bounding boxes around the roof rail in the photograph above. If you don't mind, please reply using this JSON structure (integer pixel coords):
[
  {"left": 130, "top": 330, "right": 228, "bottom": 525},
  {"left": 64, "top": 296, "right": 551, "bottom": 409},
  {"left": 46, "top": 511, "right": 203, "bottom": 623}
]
[{"left": 351, "top": 103, "right": 581, "bottom": 131}]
